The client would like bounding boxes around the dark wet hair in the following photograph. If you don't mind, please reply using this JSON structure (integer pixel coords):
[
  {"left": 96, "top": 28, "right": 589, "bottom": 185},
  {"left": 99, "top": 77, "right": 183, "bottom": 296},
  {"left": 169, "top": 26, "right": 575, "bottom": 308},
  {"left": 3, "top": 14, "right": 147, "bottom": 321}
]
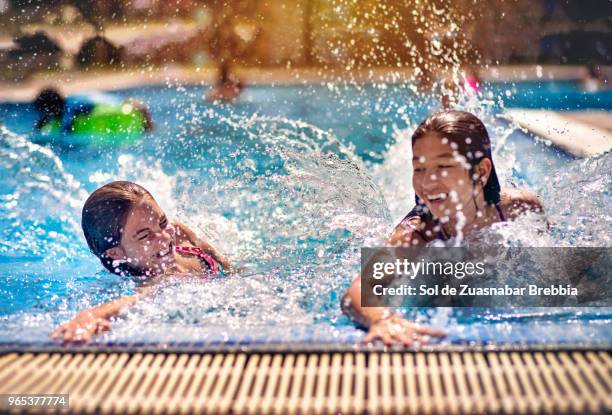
[
  {"left": 408, "top": 110, "right": 501, "bottom": 219},
  {"left": 33, "top": 88, "right": 65, "bottom": 129},
  {"left": 82, "top": 181, "right": 153, "bottom": 276}
]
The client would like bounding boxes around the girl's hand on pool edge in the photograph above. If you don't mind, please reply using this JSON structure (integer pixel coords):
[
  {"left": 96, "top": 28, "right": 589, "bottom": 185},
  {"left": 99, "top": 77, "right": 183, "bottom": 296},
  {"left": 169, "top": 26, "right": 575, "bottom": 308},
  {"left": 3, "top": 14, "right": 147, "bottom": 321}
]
[
  {"left": 50, "top": 311, "right": 112, "bottom": 343},
  {"left": 362, "top": 315, "right": 446, "bottom": 346}
]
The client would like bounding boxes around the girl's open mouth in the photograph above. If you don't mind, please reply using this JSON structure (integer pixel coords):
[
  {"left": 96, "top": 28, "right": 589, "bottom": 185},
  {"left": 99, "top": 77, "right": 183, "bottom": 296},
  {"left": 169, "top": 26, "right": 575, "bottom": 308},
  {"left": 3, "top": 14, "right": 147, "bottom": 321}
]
[{"left": 157, "top": 243, "right": 173, "bottom": 258}]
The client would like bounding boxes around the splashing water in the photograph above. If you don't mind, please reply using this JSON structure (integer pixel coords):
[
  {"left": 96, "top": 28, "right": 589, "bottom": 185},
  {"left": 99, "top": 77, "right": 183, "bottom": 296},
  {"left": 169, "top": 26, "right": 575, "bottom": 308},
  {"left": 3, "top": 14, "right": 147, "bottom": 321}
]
[
  {"left": 0, "top": 126, "right": 88, "bottom": 261},
  {"left": 367, "top": 96, "right": 611, "bottom": 339},
  {"left": 0, "top": 80, "right": 610, "bottom": 346},
  {"left": 0, "top": 105, "right": 392, "bottom": 343}
]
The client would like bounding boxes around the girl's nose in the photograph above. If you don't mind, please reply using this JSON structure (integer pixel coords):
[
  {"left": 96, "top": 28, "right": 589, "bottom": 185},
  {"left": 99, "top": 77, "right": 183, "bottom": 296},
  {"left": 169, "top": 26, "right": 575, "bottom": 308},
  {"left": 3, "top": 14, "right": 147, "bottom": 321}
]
[
  {"left": 421, "top": 173, "right": 440, "bottom": 189},
  {"left": 162, "top": 224, "right": 175, "bottom": 241},
  {"left": 428, "top": 171, "right": 440, "bottom": 182}
]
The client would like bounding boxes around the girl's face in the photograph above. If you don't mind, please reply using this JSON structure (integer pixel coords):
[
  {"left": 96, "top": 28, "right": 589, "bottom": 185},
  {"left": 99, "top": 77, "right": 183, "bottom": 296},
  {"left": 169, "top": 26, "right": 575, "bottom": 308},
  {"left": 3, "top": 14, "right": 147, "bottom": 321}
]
[
  {"left": 107, "top": 197, "right": 176, "bottom": 275},
  {"left": 412, "top": 133, "right": 486, "bottom": 220}
]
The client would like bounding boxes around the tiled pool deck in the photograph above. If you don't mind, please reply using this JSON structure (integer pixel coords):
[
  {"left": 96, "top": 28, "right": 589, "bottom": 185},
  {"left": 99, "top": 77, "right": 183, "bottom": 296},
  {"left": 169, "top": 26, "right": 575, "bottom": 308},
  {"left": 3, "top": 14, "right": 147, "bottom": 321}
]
[{"left": 1, "top": 350, "right": 610, "bottom": 414}]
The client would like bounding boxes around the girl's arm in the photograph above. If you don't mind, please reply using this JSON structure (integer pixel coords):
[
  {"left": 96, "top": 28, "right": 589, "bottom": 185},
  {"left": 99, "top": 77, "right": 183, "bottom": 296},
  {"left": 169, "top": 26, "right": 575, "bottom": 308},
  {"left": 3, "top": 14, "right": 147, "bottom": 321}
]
[
  {"left": 51, "top": 286, "right": 154, "bottom": 343},
  {"left": 387, "top": 216, "right": 428, "bottom": 247},
  {"left": 172, "top": 220, "right": 232, "bottom": 271},
  {"left": 502, "top": 188, "right": 544, "bottom": 219},
  {"left": 341, "top": 275, "right": 393, "bottom": 328},
  {"left": 341, "top": 219, "right": 424, "bottom": 328},
  {"left": 341, "top": 219, "right": 445, "bottom": 345},
  {"left": 341, "top": 274, "right": 444, "bottom": 346}
]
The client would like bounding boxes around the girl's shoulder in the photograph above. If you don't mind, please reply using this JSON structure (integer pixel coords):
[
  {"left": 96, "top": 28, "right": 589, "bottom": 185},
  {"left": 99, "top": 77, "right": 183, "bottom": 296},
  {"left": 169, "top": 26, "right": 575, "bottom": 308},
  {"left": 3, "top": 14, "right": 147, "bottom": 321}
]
[
  {"left": 388, "top": 214, "right": 438, "bottom": 246},
  {"left": 499, "top": 188, "right": 544, "bottom": 220}
]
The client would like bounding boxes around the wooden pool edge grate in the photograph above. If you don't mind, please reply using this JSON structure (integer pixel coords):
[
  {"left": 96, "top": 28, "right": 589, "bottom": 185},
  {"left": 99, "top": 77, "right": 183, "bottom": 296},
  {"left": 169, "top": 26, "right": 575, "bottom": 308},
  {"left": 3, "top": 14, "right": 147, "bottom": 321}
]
[{"left": 1, "top": 350, "right": 610, "bottom": 414}]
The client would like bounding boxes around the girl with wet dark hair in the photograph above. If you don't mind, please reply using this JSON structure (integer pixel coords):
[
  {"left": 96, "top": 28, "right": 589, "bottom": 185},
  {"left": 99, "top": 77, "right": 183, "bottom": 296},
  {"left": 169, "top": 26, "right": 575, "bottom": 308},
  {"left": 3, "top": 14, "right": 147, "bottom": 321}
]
[
  {"left": 341, "top": 111, "right": 543, "bottom": 346},
  {"left": 389, "top": 110, "right": 542, "bottom": 246},
  {"left": 52, "top": 181, "right": 231, "bottom": 342}
]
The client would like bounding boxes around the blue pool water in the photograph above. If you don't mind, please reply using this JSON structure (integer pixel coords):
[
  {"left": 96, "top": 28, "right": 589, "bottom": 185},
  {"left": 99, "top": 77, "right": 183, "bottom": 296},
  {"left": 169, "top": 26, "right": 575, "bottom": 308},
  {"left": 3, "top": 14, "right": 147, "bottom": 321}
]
[{"left": 0, "top": 80, "right": 610, "bottom": 349}]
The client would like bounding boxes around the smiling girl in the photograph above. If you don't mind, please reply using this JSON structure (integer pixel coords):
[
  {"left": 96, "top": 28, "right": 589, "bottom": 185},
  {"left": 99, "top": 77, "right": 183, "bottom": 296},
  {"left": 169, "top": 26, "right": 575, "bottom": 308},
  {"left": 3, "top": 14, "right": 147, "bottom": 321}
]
[
  {"left": 342, "top": 110, "right": 544, "bottom": 345},
  {"left": 52, "top": 181, "right": 231, "bottom": 342}
]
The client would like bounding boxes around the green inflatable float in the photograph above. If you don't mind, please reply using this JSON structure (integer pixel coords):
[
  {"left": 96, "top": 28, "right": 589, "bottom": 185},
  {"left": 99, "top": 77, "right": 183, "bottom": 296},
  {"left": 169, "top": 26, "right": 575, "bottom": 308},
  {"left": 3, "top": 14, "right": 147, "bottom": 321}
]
[{"left": 40, "top": 102, "right": 147, "bottom": 146}]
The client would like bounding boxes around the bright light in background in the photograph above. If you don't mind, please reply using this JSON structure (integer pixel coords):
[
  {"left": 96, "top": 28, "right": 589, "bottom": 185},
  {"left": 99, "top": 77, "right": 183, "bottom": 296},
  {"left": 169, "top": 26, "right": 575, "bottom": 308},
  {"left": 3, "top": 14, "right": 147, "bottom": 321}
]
[{"left": 0, "top": 0, "right": 9, "bottom": 14}]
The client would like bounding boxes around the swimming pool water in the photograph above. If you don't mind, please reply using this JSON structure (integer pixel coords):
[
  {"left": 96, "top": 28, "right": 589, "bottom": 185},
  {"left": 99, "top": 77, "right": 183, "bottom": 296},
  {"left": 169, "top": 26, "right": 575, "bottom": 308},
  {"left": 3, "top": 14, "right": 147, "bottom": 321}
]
[{"left": 0, "top": 80, "right": 610, "bottom": 349}]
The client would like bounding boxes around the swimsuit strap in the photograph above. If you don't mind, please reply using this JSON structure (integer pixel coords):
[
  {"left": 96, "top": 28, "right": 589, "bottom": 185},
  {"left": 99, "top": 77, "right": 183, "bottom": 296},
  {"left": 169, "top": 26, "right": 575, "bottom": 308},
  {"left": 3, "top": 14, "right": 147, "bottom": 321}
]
[
  {"left": 495, "top": 202, "right": 507, "bottom": 222},
  {"left": 174, "top": 245, "right": 219, "bottom": 274}
]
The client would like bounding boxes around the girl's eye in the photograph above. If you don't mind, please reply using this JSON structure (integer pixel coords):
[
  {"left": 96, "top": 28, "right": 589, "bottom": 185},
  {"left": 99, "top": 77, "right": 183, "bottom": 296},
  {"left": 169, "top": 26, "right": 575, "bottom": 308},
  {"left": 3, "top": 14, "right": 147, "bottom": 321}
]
[
  {"left": 414, "top": 168, "right": 425, "bottom": 173},
  {"left": 138, "top": 232, "right": 150, "bottom": 241},
  {"left": 159, "top": 217, "right": 167, "bottom": 229}
]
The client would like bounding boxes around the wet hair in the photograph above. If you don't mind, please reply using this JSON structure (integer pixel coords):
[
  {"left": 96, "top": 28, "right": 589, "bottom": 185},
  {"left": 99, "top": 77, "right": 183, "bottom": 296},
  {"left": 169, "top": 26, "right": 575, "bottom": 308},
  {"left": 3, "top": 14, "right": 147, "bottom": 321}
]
[
  {"left": 33, "top": 88, "right": 65, "bottom": 129},
  {"left": 408, "top": 110, "right": 501, "bottom": 219},
  {"left": 81, "top": 181, "right": 153, "bottom": 276}
]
